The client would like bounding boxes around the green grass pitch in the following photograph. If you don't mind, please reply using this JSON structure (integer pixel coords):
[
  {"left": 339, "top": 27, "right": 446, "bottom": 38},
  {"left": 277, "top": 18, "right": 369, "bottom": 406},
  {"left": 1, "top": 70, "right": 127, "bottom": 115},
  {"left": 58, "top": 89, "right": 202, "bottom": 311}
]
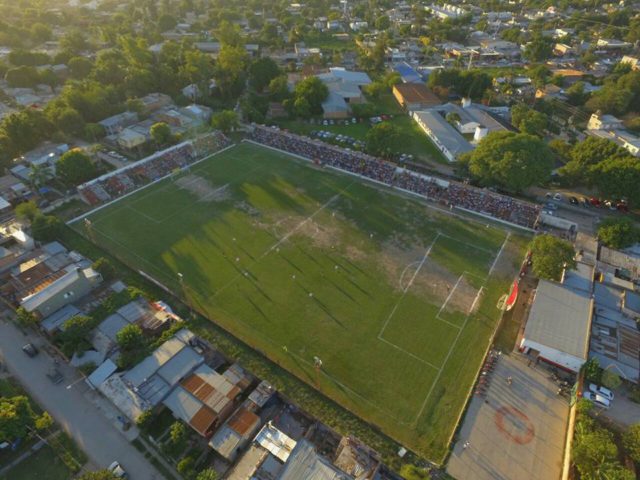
[{"left": 74, "top": 142, "right": 528, "bottom": 461}]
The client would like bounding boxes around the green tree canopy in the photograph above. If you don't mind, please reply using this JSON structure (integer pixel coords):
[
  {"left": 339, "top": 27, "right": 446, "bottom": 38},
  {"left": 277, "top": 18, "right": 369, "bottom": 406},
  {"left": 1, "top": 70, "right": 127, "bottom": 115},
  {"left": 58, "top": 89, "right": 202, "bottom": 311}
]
[
  {"left": 211, "top": 110, "right": 239, "bottom": 134},
  {"left": 591, "top": 155, "right": 640, "bottom": 205},
  {"left": 5, "top": 65, "right": 41, "bottom": 87},
  {"left": 290, "top": 76, "right": 328, "bottom": 117},
  {"left": 116, "top": 324, "right": 146, "bottom": 352},
  {"left": 68, "top": 57, "right": 94, "bottom": 80},
  {"left": 150, "top": 122, "right": 172, "bottom": 145},
  {"left": 510, "top": 104, "right": 547, "bottom": 137},
  {"left": 196, "top": 468, "right": 219, "bottom": 480},
  {"left": 31, "top": 214, "right": 62, "bottom": 243},
  {"left": 529, "top": 234, "right": 576, "bottom": 281},
  {"left": 597, "top": 218, "right": 639, "bottom": 250},
  {"left": 461, "top": 131, "right": 553, "bottom": 192},
  {"left": 14, "top": 200, "right": 40, "bottom": 223},
  {"left": 623, "top": 423, "right": 640, "bottom": 463},
  {"left": 365, "top": 123, "right": 400, "bottom": 157},
  {"left": 56, "top": 149, "right": 97, "bottom": 186},
  {"left": 59, "top": 315, "right": 95, "bottom": 356},
  {"left": 76, "top": 470, "right": 118, "bottom": 480},
  {"left": 0, "top": 396, "right": 35, "bottom": 441},
  {"left": 523, "top": 36, "right": 553, "bottom": 62},
  {"left": 559, "top": 137, "right": 627, "bottom": 185},
  {"left": 249, "top": 57, "right": 281, "bottom": 93}
]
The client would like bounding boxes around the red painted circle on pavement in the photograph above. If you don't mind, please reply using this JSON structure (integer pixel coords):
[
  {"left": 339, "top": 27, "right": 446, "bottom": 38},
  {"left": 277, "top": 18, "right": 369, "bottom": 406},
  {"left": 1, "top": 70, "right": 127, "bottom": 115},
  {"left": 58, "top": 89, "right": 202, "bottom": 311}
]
[{"left": 495, "top": 406, "right": 535, "bottom": 445}]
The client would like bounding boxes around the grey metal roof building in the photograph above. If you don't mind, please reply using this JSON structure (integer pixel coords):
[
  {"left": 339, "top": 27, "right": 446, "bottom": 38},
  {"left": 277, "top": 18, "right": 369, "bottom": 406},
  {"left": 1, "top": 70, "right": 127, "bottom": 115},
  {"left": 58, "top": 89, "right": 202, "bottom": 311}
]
[
  {"left": 412, "top": 110, "right": 473, "bottom": 162},
  {"left": 278, "top": 440, "right": 353, "bottom": 480},
  {"left": 521, "top": 280, "right": 593, "bottom": 371}
]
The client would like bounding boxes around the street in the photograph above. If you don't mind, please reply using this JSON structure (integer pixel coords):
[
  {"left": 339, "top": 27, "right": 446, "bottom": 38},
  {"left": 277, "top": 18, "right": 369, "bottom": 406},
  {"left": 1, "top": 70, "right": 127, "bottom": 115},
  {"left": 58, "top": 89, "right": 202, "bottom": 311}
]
[{"left": 0, "top": 319, "right": 165, "bottom": 480}]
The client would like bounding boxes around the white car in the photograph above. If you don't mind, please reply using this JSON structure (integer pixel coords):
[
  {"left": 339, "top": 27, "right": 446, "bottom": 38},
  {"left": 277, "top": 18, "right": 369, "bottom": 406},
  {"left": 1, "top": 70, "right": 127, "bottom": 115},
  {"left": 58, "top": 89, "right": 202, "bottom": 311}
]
[
  {"left": 109, "top": 461, "right": 128, "bottom": 478},
  {"left": 583, "top": 391, "right": 611, "bottom": 409},
  {"left": 589, "top": 384, "right": 614, "bottom": 401},
  {"left": 553, "top": 193, "right": 563, "bottom": 201}
]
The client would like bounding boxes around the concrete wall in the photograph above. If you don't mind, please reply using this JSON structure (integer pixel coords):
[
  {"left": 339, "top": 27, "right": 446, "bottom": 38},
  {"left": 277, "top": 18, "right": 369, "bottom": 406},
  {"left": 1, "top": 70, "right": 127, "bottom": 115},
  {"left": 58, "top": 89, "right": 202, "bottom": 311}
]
[{"left": 599, "top": 246, "right": 640, "bottom": 280}]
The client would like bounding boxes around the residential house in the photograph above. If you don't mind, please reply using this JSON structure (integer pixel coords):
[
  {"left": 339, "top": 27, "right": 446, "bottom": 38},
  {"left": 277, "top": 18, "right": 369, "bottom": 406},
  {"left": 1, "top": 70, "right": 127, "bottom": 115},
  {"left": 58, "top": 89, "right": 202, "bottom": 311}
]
[
  {"left": 209, "top": 407, "right": 262, "bottom": 461},
  {"left": 316, "top": 68, "right": 372, "bottom": 118},
  {"left": 99, "top": 111, "right": 139, "bottom": 136},
  {"left": 20, "top": 266, "right": 102, "bottom": 318}
]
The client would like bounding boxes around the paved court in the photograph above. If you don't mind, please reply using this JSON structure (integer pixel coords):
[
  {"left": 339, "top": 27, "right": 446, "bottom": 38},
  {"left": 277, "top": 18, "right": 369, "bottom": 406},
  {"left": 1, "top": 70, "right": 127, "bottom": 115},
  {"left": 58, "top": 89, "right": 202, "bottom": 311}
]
[{"left": 447, "top": 354, "right": 569, "bottom": 480}]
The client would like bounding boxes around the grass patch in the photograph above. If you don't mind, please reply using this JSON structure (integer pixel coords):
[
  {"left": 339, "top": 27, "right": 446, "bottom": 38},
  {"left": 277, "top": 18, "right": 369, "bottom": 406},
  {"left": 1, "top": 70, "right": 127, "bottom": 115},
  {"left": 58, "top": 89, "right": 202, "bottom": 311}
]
[
  {"left": 0, "top": 445, "right": 72, "bottom": 480},
  {"left": 71, "top": 143, "right": 527, "bottom": 462}
]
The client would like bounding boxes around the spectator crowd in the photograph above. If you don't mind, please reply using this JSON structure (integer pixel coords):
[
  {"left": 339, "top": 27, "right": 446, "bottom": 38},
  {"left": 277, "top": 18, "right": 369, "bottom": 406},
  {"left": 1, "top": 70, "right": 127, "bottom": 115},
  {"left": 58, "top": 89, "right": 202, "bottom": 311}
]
[
  {"left": 78, "top": 132, "right": 231, "bottom": 206},
  {"left": 250, "top": 125, "right": 540, "bottom": 229}
]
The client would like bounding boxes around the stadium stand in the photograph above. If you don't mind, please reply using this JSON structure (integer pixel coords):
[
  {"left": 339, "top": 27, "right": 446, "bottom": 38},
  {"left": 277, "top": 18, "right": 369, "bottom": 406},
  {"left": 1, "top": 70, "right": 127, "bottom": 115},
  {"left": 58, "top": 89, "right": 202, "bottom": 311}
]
[
  {"left": 250, "top": 125, "right": 540, "bottom": 229},
  {"left": 78, "top": 132, "right": 231, "bottom": 206}
]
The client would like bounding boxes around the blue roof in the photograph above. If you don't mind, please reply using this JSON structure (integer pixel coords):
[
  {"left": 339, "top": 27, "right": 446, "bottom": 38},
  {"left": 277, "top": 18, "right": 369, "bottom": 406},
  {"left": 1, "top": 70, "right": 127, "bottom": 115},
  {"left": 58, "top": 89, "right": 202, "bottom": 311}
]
[{"left": 394, "top": 62, "right": 423, "bottom": 83}]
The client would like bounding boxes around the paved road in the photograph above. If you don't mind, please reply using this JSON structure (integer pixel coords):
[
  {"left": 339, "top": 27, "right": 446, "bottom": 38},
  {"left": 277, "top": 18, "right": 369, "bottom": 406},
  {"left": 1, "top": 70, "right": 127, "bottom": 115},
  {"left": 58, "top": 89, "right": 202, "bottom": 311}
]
[{"left": 0, "top": 319, "right": 165, "bottom": 480}]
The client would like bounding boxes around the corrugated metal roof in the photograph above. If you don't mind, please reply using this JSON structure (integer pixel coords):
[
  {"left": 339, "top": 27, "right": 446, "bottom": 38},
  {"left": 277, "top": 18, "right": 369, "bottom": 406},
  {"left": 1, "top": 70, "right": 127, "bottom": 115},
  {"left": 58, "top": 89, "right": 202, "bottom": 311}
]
[
  {"left": 117, "top": 298, "right": 149, "bottom": 323},
  {"left": 209, "top": 425, "right": 244, "bottom": 460},
  {"left": 97, "top": 313, "right": 129, "bottom": 341},
  {"left": 413, "top": 110, "right": 473, "bottom": 157},
  {"left": 228, "top": 408, "right": 260, "bottom": 436},
  {"left": 87, "top": 359, "right": 117, "bottom": 389},
  {"left": 278, "top": 440, "right": 353, "bottom": 480},
  {"left": 255, "top": 423, "right": 297, "bottom": 463},
  {"left": 41, "top": 304, "right": 81, "bottom": 333},
  {"left": 524, "top": 280, "right": 593, "bottom": 359},
  {"left": 123, "top": 336, "right": 189, "bottom": 387},
  {"left": 156, "top": 346, "right": 203, "bottom": 385}
]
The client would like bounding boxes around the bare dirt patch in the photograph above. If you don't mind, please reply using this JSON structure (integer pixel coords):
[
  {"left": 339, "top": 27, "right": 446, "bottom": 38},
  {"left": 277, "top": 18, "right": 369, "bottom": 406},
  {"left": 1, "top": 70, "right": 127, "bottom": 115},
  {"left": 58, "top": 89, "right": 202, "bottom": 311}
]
[{"left": 176, "top": 174, "right": 230, "bottom": 202}]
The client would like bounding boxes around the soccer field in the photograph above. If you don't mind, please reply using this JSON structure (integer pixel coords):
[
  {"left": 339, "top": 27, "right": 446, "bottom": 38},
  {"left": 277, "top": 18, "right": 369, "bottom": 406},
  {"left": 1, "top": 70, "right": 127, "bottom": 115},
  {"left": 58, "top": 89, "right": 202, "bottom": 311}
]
[{"left": 73, "top": 142, "right": 528, "bottom": 460}]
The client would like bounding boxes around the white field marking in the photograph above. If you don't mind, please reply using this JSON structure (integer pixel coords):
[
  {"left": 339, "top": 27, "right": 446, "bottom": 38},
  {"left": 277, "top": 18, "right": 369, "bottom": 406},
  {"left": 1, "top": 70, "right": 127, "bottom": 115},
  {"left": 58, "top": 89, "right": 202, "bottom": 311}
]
[
  {"left": 212, "top": 182, "right": 355, "bottom": 298},
  {"left": 90, "top": 223, "right": 177, "bottom": 287},
  {"left": 378, "top": 336, "right": 440, "bottom": 371},
  {"left": 437, "top": 232, "right": 496, "bottom": 255},
  {"left": 132, "top": 157, "right": 269, "bottom": 224},
  {"left": 487, "top": 232, "right": 511, "bottom": 277},
  {"left": 261, "top": 192, "right": 343, "bottom": 259},
  {"left": 288, "top": 351, "right": 408, "bottom": 423},
  {"left": 413, "top": 286, "right": 484, "bottom": 426},
  {"left": 127, "top": 204, "right": 159, "bottom": 224},
  {"left": 434, "top": 274, "right": 464, "bottom": 330},
  {"left": 398, "top": 260, "right": 421, "bottom": 290},
  {"left": 377, "top": 233, "right": 440, "bottom": 340}
]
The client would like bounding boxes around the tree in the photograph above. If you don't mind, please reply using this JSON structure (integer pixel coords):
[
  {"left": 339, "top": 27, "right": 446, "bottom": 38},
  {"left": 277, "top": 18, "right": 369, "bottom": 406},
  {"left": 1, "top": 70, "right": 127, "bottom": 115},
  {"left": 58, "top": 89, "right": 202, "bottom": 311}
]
[
  {"left": 365, "top": 123, "right": 399, "bottom": 157},
  {"left": 268, "top": 76, "right": 290, "bottom": 101},
  {"left": 158, "top": 14, "right": 177, "bottom": 32},
  {"left": 60, "top": 30, "right": 88, "bottom": 54},
  {"left": 92, "top": 258, "right": 116, "bottom": 281},
  {"left": 566, "top": 82, "right": 589, "bottom": 106},
  {"left": 211, "top": 110, "right": 239, "bottom": 134},
  {"left": 76, "top": 471, "right": 118, "bottom": 480},
  {"left": 5, "top": 65, "right": 40, "bottom": 87},
  {"left": 215, "top": 45, "right": 250, "bottom": 99},
  {"left": 34, "top": 412, "right": 53, "bottom": 431},
  {"left": 523, "top": 36, "right": 553, "bottom": 62},
  {"left": 529, "top": 234, "right": 576, "bottom": 281},
  {"left": 30, "top": 23, "right": 52, "bottom": 44},
  {"left": 510, "top": 104, "right": 547, "bottom": 137},
  {"left": 581, "top": 358, "right": 601, "bottom": 383},
  {"left": 601, "top": 370, "right": 622, "bottom": 390},
  {"left": 14, "top": 201, "right": 40, "bottom": 223},
  {"left": 0, "top": 396, "right": 35, "bottom": 441},
  {"left": 56, "top": 149, "right": 97, "bottom": 186},
  {"left": 116, "top": 324, "right": 146, "bottom": 352},
  {"left": 573, "top": 425, "right": 619, "bottom": 479},
  {"left": 461, "top": 131, "right": 553, "bottom": 192},
  {"left": 399, "top": 465, "right": 429, "bottom": 480},
  {"left": 196, "top": 468, "right": 219, "bottom": 480},
  {"left": 58, "top": 315, "right": 94, "bottom": 356},
  {"left": 623, "top": 424, "right": 640, "bottom": 463},
  {"left": 31, "top": 214, "right": 62, "bottom": 243},
  {"left": 150, "top": 122, "right": 172, "bottom": 146},
  {"left": 28, "top": 163, "right": 53, "bottom": 190},
  {"left": 68, "top": 57, "right": 94, "bottom": 80},
  {"left": 15, "top": 307, "right": 38, "bottom": 327},
  {"left": 375, "top": 15, "right": 391, "bottom": 30},
  {"left": 559, "top": 137, "right": 627, "bottom": 185},
  {"left": 291, "top": 77, "right": 328, "bottom": 117},
  {"left": 597, "top": 218, "right": 639, "bottom": 249},
  {"left": 169, "top": 421, "right": 187, "bottom": 445},
  {"left": 591, "top": 156, "right": 640, "bottom": 205},
  {"left": 249, "top": 57, "right": 281, "bottom": 92},
  {"left": 177, "top": 456, "right": 196, "bottom": 479}
]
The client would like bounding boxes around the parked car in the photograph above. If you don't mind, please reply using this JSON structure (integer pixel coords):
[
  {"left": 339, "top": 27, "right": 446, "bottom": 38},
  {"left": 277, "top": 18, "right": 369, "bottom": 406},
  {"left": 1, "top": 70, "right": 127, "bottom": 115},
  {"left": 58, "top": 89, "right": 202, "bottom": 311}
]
[
  {"left": 544, "top": 202, "right": 558, "bottom": 211},
  {"left": 569, "top": 196, "right": 579, "bottom": 205},
  {"left": 583, "top": 391, "right": 611, "bottom": 409},
  {"left": 589, "top": 383, "right": 614, "bottom": 401},
  {"left": 109, "top": 461, "right": 128, "bottom": 478},
  {"left": 553, "top": 193, "right": 563, "bottom": 201},
  {"left": 22, "top": 343, "right": 38, "bottom": 357},
  {"left": 46, "top": 368, "right": 64, "bottom": 385}
]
